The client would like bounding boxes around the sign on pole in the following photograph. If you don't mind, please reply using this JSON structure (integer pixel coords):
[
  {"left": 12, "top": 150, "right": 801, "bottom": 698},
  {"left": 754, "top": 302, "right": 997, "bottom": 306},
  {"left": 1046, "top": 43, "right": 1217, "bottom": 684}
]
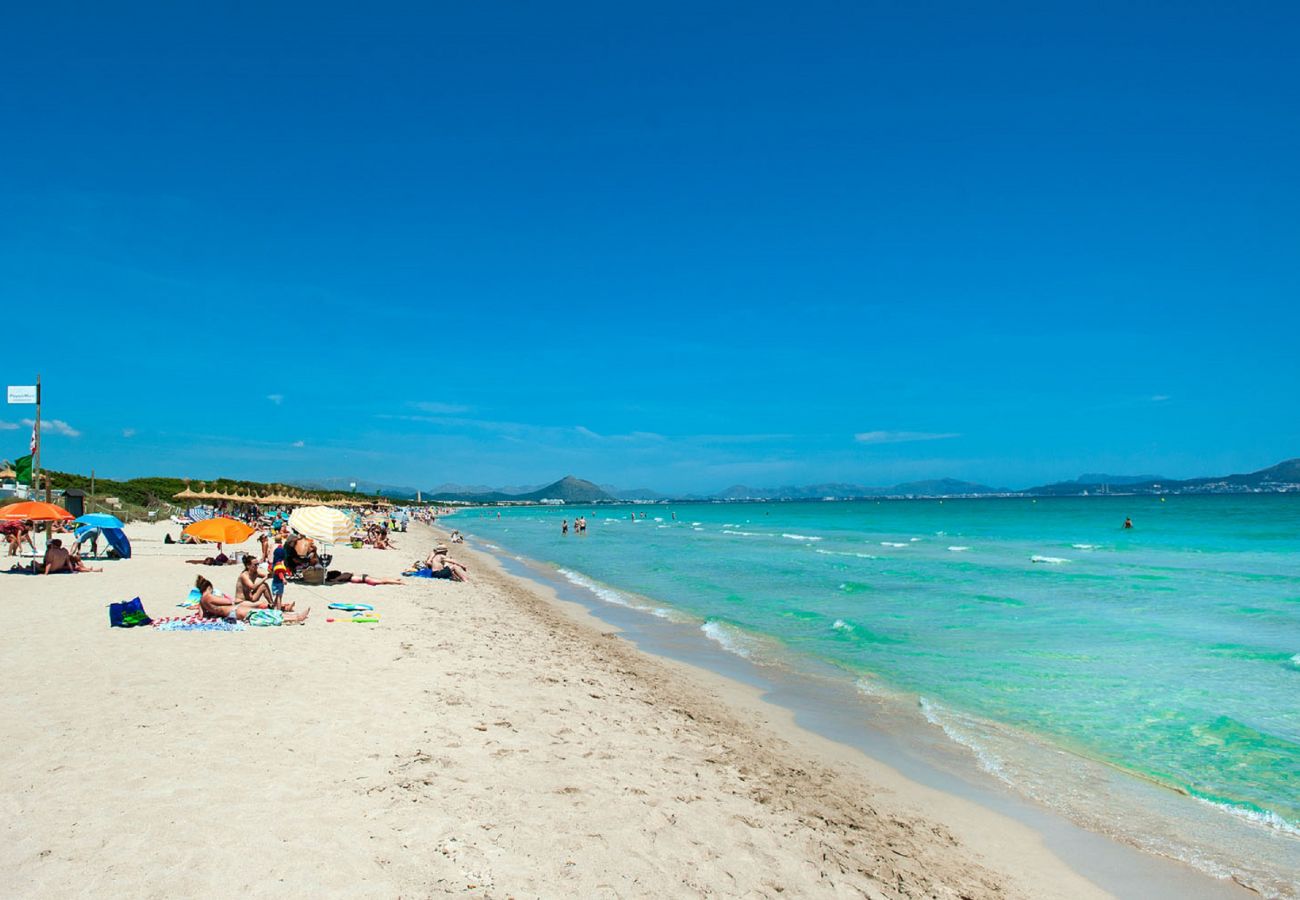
[{"left": 7, "top": 385, "right": 37, "bottom": 404}]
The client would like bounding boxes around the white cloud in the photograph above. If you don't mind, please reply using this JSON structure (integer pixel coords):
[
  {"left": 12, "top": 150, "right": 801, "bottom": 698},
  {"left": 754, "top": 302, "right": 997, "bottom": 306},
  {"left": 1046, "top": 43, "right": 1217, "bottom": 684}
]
[
  {"left": 291, "top": 440, "right": 305, "bottom": 448},
  {"left": 855, "top": 430, "right": 959, "bottom": 445},
  {"left": 413, "top": 401, "right": 470, "bottom": 414},
  {"left": 1151, "top": 395, "right": 1170, "bottom": 402},
  {"left": 21, "top": 418, "right": 81, "bottom": 438},
  {"left": 267, "top": 394, "right": 284, "bottom": 405},
  {"left": 122, "top": 428, "right": 137, "bottom": 438},
  {"left": 0, "top": 420, "right": 17, "bottom": 431}
]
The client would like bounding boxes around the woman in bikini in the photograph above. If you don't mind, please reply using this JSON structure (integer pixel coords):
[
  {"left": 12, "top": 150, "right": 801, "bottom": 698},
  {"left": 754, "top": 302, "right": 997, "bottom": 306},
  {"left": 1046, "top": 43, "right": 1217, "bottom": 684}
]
[{"left": 234, "top": 555, "right": 296, "bottom": 610}]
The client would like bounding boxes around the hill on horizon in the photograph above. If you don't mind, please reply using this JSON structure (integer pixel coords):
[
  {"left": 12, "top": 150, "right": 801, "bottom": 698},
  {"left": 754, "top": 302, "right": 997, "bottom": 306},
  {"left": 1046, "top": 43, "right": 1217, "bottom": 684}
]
[{"left": 428, "top": 476, "right": 612, "bottom": 504}]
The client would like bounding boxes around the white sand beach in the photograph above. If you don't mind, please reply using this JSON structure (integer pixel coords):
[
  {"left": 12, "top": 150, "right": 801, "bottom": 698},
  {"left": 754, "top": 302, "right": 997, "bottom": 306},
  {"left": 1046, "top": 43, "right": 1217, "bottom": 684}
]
[{"left": 0, "top": 520, "right": 1167, "bottom": 898}]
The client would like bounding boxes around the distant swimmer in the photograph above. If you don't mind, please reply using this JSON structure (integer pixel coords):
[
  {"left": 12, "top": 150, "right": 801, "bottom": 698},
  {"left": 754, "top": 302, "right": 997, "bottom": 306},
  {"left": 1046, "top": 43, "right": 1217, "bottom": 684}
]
[
  {"left": 1123, "top": 517, "right": 1133, "bottom": 529},
  {"left": 671, "top": 512, "right": 676, "bottom": 520},
  {"left": 562, "top": 519, "right": 569, "bottom": 535}
]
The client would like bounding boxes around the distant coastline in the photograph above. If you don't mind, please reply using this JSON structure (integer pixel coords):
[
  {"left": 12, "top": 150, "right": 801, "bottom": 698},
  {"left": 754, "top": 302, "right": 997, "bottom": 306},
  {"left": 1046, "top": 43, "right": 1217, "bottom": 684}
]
[{"left": 417, "top": 457, "right": 1300, "bottom": 505}]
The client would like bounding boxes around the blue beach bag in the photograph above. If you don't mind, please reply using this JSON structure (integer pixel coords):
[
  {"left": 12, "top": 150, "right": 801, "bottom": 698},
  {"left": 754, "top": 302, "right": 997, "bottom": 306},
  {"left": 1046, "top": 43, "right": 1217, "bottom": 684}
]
[{"left": 109, "top": 597, "right": 152, "bottom": 628}]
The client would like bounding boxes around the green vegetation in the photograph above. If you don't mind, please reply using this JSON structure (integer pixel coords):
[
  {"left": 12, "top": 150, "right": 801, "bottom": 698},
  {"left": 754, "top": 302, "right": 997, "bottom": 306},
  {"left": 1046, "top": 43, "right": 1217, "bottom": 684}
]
[{"left": 33, "top": 471, "right": 364, "bottom": 511}]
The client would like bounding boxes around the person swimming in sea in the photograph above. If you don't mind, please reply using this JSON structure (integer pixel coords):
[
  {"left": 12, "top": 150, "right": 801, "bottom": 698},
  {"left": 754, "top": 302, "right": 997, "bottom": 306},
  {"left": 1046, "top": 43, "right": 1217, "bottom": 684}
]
[
  {"left": 562, "top": 519, "right": 569, "bottom": 535},
  {"left": 1123, "top": 517, "right": 1133, "bottom": 529}
]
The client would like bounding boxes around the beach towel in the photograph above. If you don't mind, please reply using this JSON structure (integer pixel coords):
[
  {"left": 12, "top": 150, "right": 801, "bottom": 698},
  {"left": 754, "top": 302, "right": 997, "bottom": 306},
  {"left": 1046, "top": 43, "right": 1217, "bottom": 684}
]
[
  {"left": 109, "top": 597, "right": 152, "bottom": 628},
  {"left": 247, "top": 609, "right": 284, "bottom": 627},
  {"left": 327, "top": 603, "right": 373, "bottom": 612},
  {"left": 151, "top": 615, "right": 246, "bottom": 633}
]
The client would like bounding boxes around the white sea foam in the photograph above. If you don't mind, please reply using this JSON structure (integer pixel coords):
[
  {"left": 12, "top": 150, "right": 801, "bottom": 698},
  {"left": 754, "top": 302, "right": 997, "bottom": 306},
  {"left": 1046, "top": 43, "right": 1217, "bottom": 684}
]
[
  {"left": 1072, "top": 543, "right": 1098, "bottom": 550},
  {"left": 691, "top": 522, "right": 702, "bottom": 526},
  {"left": 948, "top": 546, "right": 971, "bottom": 552},
  {"left": 918, "top": 697, "right": 1012, "bottom": 783},
  {"left": 653, "top": 517, "right": 664, "bottom": 522},
  {"left": 1288, "top": 653, "right": 1300, "bottom": 670},
  {"left": 832, "top": 618, "right": 854, "bottom": 632},
  {"left": 1031, "top": 555, "right": 1070, "bottom": 564},
  {"left": 722, "top": 529, "right": 762, "bottom": 537},
  {"left": 910, "top": 537, "right": 922, "bottom": 542},
  {"left": 880, "top": 541, "right": 908, "bottom": 548},
  {"left": 555, "top": 568, "right": 672, "bottom": 619},
  {"left": 557, "top": 568, "right": 635, "bottom": 608},
  {"left": 782, "top": 533, "right": 823, "bottom": 541},
  {"left": 935, "top": 531, "right": 947, "bottom": 536},
  {"left": 1189, "top": 794, "right": 1300, "bottom": 838},
  {"left": 816, "top": 549, "right": 877, "bottom": 559},
  {"left": 692, "top": 526, "right": 704, "bottom": 531},
  {"left": 700, "top": 621, "right": 754, "bottom": 659}
]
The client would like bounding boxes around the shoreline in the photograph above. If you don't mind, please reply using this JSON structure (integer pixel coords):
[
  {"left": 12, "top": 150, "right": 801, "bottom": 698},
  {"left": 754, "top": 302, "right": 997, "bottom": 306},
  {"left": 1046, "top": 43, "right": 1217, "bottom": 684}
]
[{"left": 437, "top": 521, "right": 1262, "bottom": 899}]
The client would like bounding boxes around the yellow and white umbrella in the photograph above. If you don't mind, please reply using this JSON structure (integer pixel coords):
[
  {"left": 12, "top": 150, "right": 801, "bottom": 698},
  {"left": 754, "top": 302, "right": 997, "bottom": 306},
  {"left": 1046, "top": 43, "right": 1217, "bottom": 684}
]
[{"left": 287, "top": 506, "right": 354, "bottom": 544}]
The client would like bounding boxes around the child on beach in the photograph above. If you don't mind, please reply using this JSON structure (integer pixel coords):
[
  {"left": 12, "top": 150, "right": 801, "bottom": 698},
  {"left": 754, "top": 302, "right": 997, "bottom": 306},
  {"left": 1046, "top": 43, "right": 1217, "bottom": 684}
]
[{"left": 270, "top": 560, "right": 290, "bottom": 608}]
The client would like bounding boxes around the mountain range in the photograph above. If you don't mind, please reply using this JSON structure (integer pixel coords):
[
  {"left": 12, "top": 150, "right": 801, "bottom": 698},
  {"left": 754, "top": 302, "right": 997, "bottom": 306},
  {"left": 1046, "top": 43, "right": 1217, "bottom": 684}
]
[{"left": 303, "top": 458, "right": 1300, "bottom": 504}]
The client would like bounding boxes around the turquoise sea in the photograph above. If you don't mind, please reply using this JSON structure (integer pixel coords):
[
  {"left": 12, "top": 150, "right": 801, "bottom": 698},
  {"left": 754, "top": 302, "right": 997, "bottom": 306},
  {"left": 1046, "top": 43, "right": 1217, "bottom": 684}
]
[{"left": 450, "top": 496, "right": 1300, "bottom": 895}]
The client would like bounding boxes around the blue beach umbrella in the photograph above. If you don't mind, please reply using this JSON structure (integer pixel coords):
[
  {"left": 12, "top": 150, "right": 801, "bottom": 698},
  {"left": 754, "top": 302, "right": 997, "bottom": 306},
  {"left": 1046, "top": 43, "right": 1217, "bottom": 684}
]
[
  {"left": 75, "top": 525, "right": 132, "bottom": 559},
  {"left": 74, "top": 513, "right": 125, "bottom": 529}
]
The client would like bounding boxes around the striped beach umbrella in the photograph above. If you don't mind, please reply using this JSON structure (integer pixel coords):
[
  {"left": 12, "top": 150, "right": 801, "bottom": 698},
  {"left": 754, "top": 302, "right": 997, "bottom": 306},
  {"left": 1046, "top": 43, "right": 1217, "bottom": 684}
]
[{"left": 288, "top": 506, "right": 354, "bottom": 544}]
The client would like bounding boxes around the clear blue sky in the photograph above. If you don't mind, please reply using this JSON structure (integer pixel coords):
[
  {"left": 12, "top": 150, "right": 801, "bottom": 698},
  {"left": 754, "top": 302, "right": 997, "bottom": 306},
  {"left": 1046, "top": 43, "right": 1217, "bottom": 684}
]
[{"left": 2, "top": 2, "right": 1297, "bottom": 492}]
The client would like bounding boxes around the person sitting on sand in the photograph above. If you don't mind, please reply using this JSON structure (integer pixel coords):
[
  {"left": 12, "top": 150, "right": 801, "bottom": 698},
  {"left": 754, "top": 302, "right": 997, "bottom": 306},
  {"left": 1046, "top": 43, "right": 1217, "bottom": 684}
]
[
  {"left": 416, "top": 548, "right": 469, "bottom": 582},
  {"left": 284, "top": 535, "right": 318, "bottom": 574},
  {"left": 235, "top": 555, "right": 286, "bottom": 608},
  {"left": 40, "top": 539, "right": 101, "bottom": 574},
  {"left": 195, "top": 575, "right": 309, "bottom": 623}
]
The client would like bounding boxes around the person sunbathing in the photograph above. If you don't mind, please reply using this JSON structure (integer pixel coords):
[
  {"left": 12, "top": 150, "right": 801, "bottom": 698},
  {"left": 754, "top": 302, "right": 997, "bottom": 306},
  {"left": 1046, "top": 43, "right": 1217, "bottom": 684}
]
[
  {"left": 185, "top": 553, "right": 236, "bottom": 565},
  {"left": 66, "top": 545, "right": 103, "bottom": 573},
  {"left": 323, "top": 570, "right": 403, "bottom": 586},
  {"left": 195, "top": 575, "right": 309, "bottom": 623}
]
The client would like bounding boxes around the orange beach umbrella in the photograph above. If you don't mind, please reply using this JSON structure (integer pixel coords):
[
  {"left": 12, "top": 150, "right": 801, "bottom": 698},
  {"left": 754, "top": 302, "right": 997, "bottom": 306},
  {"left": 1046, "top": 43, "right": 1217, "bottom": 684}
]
[
  {"left": 0, "top": 501, "right": 74, "bottom": 521},
  {"left": 183, "top": 517, "right": 255, "bottom": 545}
]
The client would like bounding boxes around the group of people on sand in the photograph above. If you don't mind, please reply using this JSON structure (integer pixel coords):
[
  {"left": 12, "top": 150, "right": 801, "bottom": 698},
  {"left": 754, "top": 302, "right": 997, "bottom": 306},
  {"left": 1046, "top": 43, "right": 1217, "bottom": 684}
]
[
  {"left": 193, "top": 558, "right": 312, "bottom": 624},
  {"left": 180, "top": 525, "right": 469, "bottom": 624}
]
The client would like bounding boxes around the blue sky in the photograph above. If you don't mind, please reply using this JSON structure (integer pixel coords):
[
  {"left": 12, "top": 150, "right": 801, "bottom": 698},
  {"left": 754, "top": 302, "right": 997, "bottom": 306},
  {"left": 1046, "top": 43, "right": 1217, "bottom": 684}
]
[{"left": 2, "top": 2, "right": 1297, "bottom": 492}]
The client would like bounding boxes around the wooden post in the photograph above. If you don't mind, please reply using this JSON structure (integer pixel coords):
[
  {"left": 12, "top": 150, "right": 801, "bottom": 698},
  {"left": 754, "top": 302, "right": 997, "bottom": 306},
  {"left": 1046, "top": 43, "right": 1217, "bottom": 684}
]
[{"left": 32, "top": 374, "right": 41, "bottom": 490}]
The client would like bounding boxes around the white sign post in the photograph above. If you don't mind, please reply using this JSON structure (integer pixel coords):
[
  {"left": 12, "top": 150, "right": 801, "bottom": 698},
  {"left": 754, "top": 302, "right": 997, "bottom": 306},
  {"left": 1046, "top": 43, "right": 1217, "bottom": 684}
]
[{"left": 7, "top": 385, "right": 37, "bottom": 404}]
